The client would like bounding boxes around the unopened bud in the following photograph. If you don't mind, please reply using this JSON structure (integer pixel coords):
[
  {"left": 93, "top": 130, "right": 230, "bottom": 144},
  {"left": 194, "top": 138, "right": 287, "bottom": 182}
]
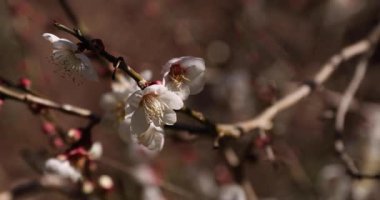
[
  {"left": 19, "top": 77, "right": 31, "bottom": 89},
  {"left": 82, "top": 181, "right": 94, "bottom": 194},
  {"left": 98, "top": 175, "right": 114, "bottom": 191},
  {"left": 67, "top": 129, "right": 82, "bottom": 141},
  {"left": 42, "top": 122, "right": 56, "bottom": 135},
  {"left": 53, "top": 138, "right": 64, "bottom": 148}
]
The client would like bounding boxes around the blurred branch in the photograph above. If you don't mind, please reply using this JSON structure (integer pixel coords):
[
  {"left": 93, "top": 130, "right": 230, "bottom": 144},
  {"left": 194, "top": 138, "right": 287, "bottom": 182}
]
[
  {"left": 58, "top": 0, "right": 79, "bottom": 27},
  {"left": 99, "top": 157, "right": 195, "bottom": 200},
  {"left": 217, "top": 22, "right": 380, "bottom": 138},
  {"left": 0, "top": 175, "right": 83, "bottom": 200},
  {"left": 335, "top": 45, "right": 373, "bottom": 132},
  {"left": 0, "top": 79, "right": 99, "bottom": 122}
]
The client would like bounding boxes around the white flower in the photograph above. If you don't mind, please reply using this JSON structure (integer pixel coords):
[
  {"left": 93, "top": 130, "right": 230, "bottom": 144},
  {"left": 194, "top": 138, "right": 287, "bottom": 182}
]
[
  {"left": 162, "top": 56, "right": 206, "bottom": 100},
  {"left": 43, "top": 33, "right": 98, "bottom": 81},
  {"left": 218, "top": 184, "right": 246, "bottom": 200},
  {"left": 125, "top": 84, "right": 183, "bottom": 150},
  {"left": 88, "top": 142, "right": 103, "bottom": 160},
  {"left": 100, "top": 71, "right": 153, "bottom": 124},
  {"left": 45, "top": 158, "right": 82, "bottom": 182},
  {"left": 135, "top": 125, "right": 165, "bottom": 151},
  {"left": 133, "top": 164, "right": 165, "bottom": 200}
]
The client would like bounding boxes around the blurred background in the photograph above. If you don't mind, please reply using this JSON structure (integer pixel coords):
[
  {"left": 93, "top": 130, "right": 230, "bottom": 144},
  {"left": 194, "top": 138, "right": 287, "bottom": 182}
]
[{"left": 0, "top": 0, "right": 380, "bottom": 199}]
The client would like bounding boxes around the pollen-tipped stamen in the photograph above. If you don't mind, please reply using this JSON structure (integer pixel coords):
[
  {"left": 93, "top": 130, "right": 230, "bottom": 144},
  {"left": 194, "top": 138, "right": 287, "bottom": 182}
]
[
  {"left": 141, "top": 93, "right": 165, "bottom": 125},
  {"left": 169, "top": 64, "right": 189, "bottom": 88}
]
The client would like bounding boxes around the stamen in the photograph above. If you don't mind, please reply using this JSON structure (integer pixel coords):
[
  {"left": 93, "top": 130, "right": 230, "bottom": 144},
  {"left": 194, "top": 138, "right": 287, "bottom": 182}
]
[
  {"left": 141, "top": 93, "right": 165, "bottom": 124},
  {"left": 169, "top": 64, "right": 189, "bottom": 88}
]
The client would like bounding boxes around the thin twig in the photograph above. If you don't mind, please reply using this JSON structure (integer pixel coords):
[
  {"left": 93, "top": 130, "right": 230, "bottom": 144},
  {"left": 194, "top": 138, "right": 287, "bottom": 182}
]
[
  {"left": 217, "top": 23, "right": 380, "bottom": 137},
  {"left": 335, "top": 48, "right": 374, "bottom": 132},
  {"left": 0, "top": 81, "right": 99, "bottom": 121},
  {"left": 98, "top": 157, "right": 195, "bottom": 200}
]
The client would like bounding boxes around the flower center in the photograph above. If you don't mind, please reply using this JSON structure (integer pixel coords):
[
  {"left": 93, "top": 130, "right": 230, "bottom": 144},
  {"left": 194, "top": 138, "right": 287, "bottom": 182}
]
[
  {"left": 168, "top": 64, "right": 188, "bottom": 88},
  {"left": 141, "top": 93, "right": 165, "bottom": 124}
]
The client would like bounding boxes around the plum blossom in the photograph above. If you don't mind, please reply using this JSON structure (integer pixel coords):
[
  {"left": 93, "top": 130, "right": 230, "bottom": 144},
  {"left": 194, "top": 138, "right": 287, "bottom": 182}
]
[
  {"left": 218, "top": 184, "right": 246, "bottom": 200},
  {"left": 162, "top": 56, "right": 206, "bottom": 100},
  {"left": 88, "top": 142, "right": 103, "bottom": 160},
  {"left": 100, "top": 71, "right": 152, "bottom": 125},
  {"left": 45, "top": 158, "right": 82, "bottom": 182},
  {"left": 42, "top": 33, "right": 98, "bottom": 81},
  {"left": 125, "top": 84, "right": 183, "bottom": 151},
  {"left": 135, "top": 125, "right": 165, "bottom": 151},
  {"left": 133, "top": 164, "right": 166, "bottom": 200}
]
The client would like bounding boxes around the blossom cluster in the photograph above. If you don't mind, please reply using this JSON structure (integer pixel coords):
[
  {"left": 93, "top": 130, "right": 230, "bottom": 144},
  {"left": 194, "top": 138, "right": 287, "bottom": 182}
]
[
  {"left": 104, "top": 57, "right": 206, "bottom": 151},
  {"left": 43, "top": 33, "right": 206, "bottom": 151}
]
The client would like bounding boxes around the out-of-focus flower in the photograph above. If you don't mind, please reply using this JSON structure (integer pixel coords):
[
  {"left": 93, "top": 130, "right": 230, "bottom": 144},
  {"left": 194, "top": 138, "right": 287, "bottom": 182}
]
[
  {"left": 125, "top": 84, "right": 183, "bottom": 151},
  {"left": 133, "top": 164, "right": 165, "bottom": 200},
  {"left": 98, "top": 175, "right": 114, "bottom": 190},
  {"left": 162, "top": 57, "right": 206, "bottom": 100},
  {"left": 42, "top": 33, "right": 98, "bottom": 81},
  {"left": 218, "top": 184, "right": 246, "bottom": 200},
  {"left": 88, "top": 142, "right": 103, "bottom": 160},
  {"left": 45, "top": 158, "right": 82, "bottom": 182}
]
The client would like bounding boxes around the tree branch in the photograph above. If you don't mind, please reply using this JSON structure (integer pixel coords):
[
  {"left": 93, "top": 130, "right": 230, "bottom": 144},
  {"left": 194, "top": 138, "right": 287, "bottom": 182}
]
[{"left": 217, "top": 22, "right": 380, "bottom": 137}]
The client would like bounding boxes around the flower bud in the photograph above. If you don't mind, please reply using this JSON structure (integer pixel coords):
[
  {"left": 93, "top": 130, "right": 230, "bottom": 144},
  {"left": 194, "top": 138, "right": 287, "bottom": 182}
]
[{"left": 19, "top": 77, "right": 31, "bottom": 89}]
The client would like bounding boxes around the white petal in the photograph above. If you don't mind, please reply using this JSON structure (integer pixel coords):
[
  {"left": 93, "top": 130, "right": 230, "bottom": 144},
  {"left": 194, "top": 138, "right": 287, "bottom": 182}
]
[
  {"left": 188, "top": 71, "right": 206, "bottom": 95},
  {"left": 100, "top": 93, "right": 118, "bottom": 111},
  {"left": 137, "top": 126, "right": 165, "bottom": 151},
  {"left": 43, "top": 33, "right": 77, "bottom": 51},
  {"left": 53, "top": 39, "right": 77, "bottom": 51},
  {"left": 143, "top": 84, "right": 166, "bottom": 96},
  {"left": 165, "top": 81, "right": 190, "bottom": 100},
  {"left": 162, "top": 108, "right": 177, "bottom": 125},
  {"left": 185, "top": 58, "right": 206, "bottom": 80},
  {"left": 75, "top": 54, "right": 99, "bottom": 81},
  {"left": 125, "top": 90, "right": 143, "bottom": 115},
  {"left": 45, "top": 158, "right": 82, "bottom": 182},
  {"left": 130, "top": 107, "right": 150, "bottom": 135},
  {"left": 43, "top": 33, "right": 60, "bottom": 43},
  {"left": 159, "top": 90, "right": 184, "bottom": 110},
  {"left": 141, "top": 70, "right": 153, "bottom": 81},
  {"left": 88, "top": 142, "right": 103, "bottom": 160}
]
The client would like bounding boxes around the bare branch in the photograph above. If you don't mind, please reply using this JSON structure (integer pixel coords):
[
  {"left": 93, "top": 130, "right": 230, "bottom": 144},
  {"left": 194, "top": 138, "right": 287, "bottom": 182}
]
[
  {"left": 0, "top": 82, "right": 99, "bottom": 121},
  {"left": 217, "top": 23, "right": 380, "bottom": 137}
]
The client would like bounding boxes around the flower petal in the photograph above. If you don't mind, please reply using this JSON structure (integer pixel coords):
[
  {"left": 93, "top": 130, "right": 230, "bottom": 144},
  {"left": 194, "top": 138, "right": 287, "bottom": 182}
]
[
  {"left": 43, "top": 33, "right": 60, "bottom": 43},
  {"left": 159, "top": 90, "right": 184, "bottom": 110},
  {"left": 52, "top": 39, "right": 77, "bottom": 51},
  {"left": 162, "top": 107, "right": 177, "bottom": 125},
  {"left": 100, "top": 93, "right": 118, "bottom": 111},
  {"left": 137, "top": 126, "right": 164, "bottom": 151},
  {"left": 185, "top": 57, "right": 206, "bottom": 80},
  {"left": 125, "top": 90, "right": 143, "bottom": 115},
  {"left": 43, "top": 33, "right": 77, "bottom": 51},
  {"left": 130, "top": 106, "right": 150, "bottom": 135},
  {"left": 188, "top": 71, "right": 206, "bottom": 95},
  {"left": 165, "top": 81, "right": 190, "bottom": 100},
  {"left": 75, "top": 54, "right": 99, "bottom": 81}
]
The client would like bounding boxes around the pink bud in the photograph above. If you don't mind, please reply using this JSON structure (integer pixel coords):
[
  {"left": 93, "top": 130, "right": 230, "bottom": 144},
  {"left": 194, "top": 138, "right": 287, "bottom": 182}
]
[
  {"left": 19, "top": 77, "right": 31, "bottom": 89},
  {"left": 67, "top": 129, "right": 82, "bottom": 141},
  {"left": 53, "top": 138, "right": 64, "bottom": 148},
  {"left": 42, "top": 122, "right": 56, "bottom": 135}
]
